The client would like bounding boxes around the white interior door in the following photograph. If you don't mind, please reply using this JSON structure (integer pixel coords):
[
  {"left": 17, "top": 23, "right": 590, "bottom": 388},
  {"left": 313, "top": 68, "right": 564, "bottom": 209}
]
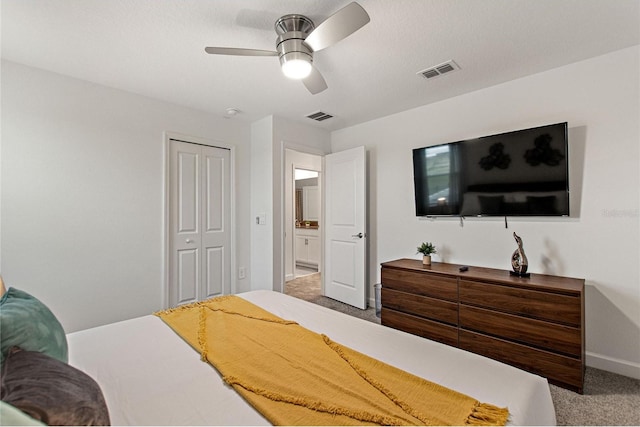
[
  {"left": 324, "top": 146, "right": 366, "bottom": 309},
  {"left": 169, "top": 140, "right": 231, "bottom": 307}
]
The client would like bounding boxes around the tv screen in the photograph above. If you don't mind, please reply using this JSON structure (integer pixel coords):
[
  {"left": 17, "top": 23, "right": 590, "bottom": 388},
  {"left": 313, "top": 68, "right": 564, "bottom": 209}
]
[{"left": 413, "top": 122, "right": 569, "bottom": 217}]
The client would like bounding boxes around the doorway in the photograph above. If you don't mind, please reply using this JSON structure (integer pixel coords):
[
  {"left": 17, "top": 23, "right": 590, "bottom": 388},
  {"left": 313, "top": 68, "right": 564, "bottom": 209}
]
[
  {"left": 281, "top": 146, "right": 367, "bottom": 310},
  {"left": 293, "top": 169, "right": 320, "bottom": 277},
  {"left": 284, "top": 149, "right": 322, "bottom": 301}
]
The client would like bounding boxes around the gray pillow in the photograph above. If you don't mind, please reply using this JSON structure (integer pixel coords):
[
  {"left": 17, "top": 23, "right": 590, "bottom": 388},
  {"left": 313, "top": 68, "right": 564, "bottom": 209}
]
[{"left": 0, "top": 347, "right": 110, "bottom": 426}]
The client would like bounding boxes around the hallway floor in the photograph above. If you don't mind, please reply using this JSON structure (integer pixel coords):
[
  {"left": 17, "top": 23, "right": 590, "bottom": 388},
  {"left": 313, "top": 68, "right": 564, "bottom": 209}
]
[{"left": 284, "top": 272, "right": 379, "bottom": 324}]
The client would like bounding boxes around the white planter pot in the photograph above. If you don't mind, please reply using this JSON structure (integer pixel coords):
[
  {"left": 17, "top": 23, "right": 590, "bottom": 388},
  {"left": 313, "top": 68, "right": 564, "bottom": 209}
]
[{"left": 422, "top": 255, "right": 431, "bottom": 265}]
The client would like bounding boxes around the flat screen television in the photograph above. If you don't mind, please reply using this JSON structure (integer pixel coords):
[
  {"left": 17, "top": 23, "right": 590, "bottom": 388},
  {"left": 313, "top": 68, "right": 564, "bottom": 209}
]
[{"left": 413, "top": 122, "right": 569, "bottom": 217}]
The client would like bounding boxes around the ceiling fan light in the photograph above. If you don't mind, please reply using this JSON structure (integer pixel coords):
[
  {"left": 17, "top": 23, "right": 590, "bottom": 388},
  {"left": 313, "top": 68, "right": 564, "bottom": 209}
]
[
  {"left": 282, "top": 59, "right": 312, "bottom": 79},
  {"left": 280, "top": 53, "right": 312, "bottom": 80}
]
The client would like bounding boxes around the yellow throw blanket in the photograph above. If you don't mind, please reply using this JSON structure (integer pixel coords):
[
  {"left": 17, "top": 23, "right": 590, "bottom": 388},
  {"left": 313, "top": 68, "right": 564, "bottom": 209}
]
[{"left": 156, "top": 296, "right": 509, "bottom": 426}]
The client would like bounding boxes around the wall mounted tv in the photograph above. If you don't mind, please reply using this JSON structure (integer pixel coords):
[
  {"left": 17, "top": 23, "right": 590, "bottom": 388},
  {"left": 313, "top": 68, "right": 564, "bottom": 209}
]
[{"left": 413, "top": 122, "right": 569, "bottom": 217}]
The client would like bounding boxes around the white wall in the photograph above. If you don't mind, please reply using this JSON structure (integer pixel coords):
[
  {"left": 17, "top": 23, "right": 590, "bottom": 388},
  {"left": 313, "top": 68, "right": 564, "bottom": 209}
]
[
  {"left": 271, "top": 117, "right": 330, "bottom": 292},
  {"left": 331, "top": 46, "right": 640, "bottom": 378},
  {"left": 249, "top": 117, "right": 274, "bottom": 292},
  {"left": 1, "top": 60, "right": 252, "bottom": 332},
  {"left": 249, "top": 115, "right": 330, "bottom": 292}
]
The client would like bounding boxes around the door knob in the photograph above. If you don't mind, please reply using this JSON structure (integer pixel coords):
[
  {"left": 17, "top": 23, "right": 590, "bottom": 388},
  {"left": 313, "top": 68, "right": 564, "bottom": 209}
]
[
  {"left": 185, "top": 239, "right": 193, "bottom": 243},
  {"left": 352, "top": 232, "right": 364, "bottom": 238}
]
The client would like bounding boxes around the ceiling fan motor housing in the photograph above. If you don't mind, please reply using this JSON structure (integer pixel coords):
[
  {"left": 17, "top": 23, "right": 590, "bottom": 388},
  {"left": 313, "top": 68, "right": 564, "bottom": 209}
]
[
  {"left": 275, "top": 14, "right": 314, "bottom": 34},
  {"left": 275, "top": 14, "right": 315, "bottom": 67},
  {"left": 204, "top": 3, "right": 369, "bottom": 93}
]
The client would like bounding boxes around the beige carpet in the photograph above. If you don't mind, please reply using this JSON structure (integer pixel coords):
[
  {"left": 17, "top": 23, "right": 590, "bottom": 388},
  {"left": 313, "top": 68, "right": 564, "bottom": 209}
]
[
  {"left": 549, "top": 369, "right": 639, "bottom": 425},
  {"left": 284, "top": 272, "right": 379, "bottom": 324},
  {"left": 284, "top": 273, "right": 639, "bottom": 426}
]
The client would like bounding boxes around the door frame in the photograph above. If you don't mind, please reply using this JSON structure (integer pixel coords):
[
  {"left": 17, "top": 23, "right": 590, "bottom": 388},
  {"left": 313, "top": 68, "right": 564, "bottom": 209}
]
[
  {"left": 162, "top": 131, "right": 237, "bottom": 309},
  {"left": 279, "top": 141, "right": 326, "bottom": 293},
  {"left": 288, "top": 160, "right": 323, "bottom": 282}
]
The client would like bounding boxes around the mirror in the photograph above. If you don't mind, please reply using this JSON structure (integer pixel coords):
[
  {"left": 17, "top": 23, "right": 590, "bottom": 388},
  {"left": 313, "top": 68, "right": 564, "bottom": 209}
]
[{"left": 295, "top": 169, "right": 319, "bottom": 226}]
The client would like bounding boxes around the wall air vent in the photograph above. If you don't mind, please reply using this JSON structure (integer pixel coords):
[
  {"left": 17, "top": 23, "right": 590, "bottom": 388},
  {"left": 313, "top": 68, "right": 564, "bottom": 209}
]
[
  {"left": 417, "top": 60, "right": 460, "bottom": 80},
  {"left": 306, "top": 111, "right": 334, "bottom": 122}
]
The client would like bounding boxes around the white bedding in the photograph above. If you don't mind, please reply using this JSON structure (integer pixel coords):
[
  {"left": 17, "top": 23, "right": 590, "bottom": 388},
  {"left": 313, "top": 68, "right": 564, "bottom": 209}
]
[{"left": 67, "top": 290, "right": 556, "bottom": 425}]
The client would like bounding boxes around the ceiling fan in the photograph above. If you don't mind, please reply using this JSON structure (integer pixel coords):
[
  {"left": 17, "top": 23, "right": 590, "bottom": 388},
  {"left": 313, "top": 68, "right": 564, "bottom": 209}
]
[{"left": 205, "top": 2, "right": 370, "bottom": 94}]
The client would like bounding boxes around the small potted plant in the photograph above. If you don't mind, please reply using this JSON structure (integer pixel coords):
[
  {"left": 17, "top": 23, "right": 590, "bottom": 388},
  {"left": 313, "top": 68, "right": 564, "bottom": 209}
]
[{"left": 417, "top": 242, "right": 437, "bottom": 266}]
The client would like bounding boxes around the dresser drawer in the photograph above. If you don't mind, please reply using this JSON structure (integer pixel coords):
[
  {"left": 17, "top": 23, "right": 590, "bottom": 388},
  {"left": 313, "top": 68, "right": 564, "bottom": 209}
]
[
  {"left": 382, "top": 308, "right": 458, "bottom": 347},
  {"left": 459, "top": 280, "right": 581, "bottom": 326},
  {"left": 459, "top": 330, "right": 583, "bottom": 393},
  {"left": 379, "top": 259, "right": 585, "bottom": 393},
  {"left": 382, "top": 288, "right": 458, "bottom": 325},
  {"left": 459, "top": 304, "right": 581, "bottom": 356},
  {"left": 382, "top": 268, "right": 458, "bottom": 301}
]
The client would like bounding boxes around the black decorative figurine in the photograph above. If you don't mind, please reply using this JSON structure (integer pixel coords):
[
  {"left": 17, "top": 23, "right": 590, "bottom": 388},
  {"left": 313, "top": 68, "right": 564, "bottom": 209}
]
[{"left": 510, "top": 232, "right": 530, "bottom": 277}]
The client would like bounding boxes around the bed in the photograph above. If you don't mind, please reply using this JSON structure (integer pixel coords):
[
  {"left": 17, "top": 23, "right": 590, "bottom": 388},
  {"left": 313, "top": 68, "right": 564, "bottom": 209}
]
[{"left": 67, "top": 290, "right": 556, "bottom": 425}]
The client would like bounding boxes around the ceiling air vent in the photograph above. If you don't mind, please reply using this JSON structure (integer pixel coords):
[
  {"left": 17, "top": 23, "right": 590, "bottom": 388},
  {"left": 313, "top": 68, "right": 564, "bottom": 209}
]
[
  {"left": 417, "top": 60, "right": 460, "bottom": 80},
  {"left": 306, "top": 111, "right": 334, "bottom": 122}
]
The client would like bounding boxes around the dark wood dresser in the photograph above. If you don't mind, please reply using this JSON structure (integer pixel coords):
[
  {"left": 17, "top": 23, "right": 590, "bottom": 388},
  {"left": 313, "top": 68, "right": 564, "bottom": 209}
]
[{"left": 381, "top": 258, "right": 585, "bottom": 393}]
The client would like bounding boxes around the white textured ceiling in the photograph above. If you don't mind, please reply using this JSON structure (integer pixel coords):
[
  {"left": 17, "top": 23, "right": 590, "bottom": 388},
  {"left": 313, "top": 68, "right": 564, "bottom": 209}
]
[{"left": 2, "top": 0, "right": 639, "bottom": 131}]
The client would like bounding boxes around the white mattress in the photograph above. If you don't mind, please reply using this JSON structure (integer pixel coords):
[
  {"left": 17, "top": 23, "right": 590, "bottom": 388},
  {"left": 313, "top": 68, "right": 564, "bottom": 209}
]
[{"left": 67, "top": 290, "right": 556, "bottom": 425}]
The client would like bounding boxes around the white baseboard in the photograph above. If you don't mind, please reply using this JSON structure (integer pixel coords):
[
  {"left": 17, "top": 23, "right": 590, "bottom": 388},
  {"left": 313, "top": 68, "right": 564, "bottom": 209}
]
[{"left": 586, "top": 351, "right": 640, "bottom": 379}]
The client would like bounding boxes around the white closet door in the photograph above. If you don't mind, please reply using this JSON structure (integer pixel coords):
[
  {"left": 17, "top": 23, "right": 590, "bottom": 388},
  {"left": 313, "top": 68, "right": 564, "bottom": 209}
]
[
  {"left": 169, "top": 140, "right": 230, "bottom": 307},
  {"left": 201, "top": 146, "right": 231, "bottom": 300}
]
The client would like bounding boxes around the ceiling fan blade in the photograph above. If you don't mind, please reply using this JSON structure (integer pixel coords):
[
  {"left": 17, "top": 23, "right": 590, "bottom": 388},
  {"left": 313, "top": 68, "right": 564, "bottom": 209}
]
[
  {"left": 204, "top": 47, "right": 278, "bottom": 56},
  {"left": 302, "top": 66, "right": 328, "bottom": 95},
  {"left": 303, "top": 2, "right": 370, "bottom": 52}
]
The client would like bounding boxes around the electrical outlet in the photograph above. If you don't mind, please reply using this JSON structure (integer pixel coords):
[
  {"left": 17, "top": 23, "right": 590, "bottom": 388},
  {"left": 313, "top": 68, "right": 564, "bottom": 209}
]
[{"left": 238, "top": 267, "right": 246, "bottom": 279}]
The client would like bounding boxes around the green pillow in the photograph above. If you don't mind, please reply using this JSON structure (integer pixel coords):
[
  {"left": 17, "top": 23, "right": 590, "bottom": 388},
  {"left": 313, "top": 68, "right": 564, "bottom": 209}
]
[
  {"left": 0, "top": 287, "right": 68, "bottom": 365},
  {"left": 0, "top": 401, "right": 45, "bottom": 426}
]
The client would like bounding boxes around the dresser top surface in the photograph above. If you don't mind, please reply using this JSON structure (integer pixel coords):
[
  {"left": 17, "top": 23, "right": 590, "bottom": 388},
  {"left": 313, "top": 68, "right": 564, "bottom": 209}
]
[{"left": 381, "top": 258, "right": 584, "bottom": 294}]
